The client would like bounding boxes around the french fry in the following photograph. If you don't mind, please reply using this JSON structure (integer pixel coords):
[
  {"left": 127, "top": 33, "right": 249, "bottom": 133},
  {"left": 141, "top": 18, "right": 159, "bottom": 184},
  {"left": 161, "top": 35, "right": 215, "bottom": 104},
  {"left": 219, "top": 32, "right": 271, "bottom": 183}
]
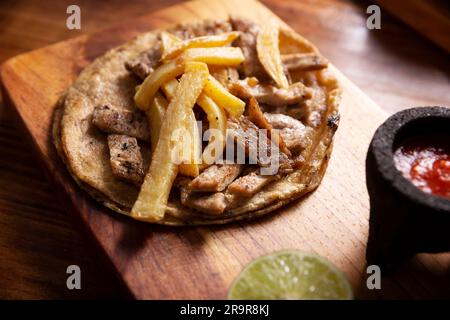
[
  {"left": 180, "top": 47, "right": 244, "bottom": 66},
  {"left": 134, "top": 59, "right": 184, "bottom": 110},
  {"left": 164, "top": 79, "right": 226, "bottom": 137},
  {"left": 131, "top": 61, "right": 209, "bottom": 221},
  {"left": 161, "top": 79, "right": 201, "bottom": 177},
  {"left": 203, "top": 75, "right": 245, "bottom": 118},
  {"left": 197, "top": 94, "right": 227, "bottom": 165},
  {"left": 256, "top": 20, "right": 289, "bottom": 89},
  {"left": 162, "top": 32, "right": 240, "bottom": 61},
  {"left": 165, "top": 79, "right": 227, "bottom": 167},
  {"left": 146, "top": 92, "right": 168, "bottom": 154},
  {"left": 161, "top": 78, "right": 179, "bottom": 100},
  {"left": 178, "top": 117, "right": 201, "bottom": 177},
  {"left": 279, "top": 26, "right": 315, "bottom": 55},
  {"left": 161, "top": 31, "right": 182, "bottom": 57}
]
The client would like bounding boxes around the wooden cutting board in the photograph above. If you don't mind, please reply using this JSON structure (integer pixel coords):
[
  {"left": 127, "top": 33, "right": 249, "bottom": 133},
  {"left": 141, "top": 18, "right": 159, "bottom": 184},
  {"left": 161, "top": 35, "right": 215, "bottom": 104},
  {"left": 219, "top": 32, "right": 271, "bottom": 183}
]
[
  {"left": 1, "top": 0, "right": 449, "bottom": 299},
  {"left": 376, "top": 0, "right": 450, "bottom": 54}
]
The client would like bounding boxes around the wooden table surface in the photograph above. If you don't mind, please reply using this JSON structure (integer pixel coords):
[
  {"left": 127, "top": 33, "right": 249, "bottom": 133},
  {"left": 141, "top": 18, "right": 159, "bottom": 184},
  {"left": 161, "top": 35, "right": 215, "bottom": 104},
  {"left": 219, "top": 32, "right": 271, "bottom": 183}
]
[{"left": 0, "top": 0, "right": 449, "bottom": 299}]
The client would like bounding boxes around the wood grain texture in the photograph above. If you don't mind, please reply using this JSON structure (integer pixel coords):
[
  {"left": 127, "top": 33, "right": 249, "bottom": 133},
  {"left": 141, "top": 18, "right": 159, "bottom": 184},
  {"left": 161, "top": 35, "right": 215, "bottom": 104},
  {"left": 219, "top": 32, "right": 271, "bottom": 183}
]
[
  {"left": 267, "top": 0, "right": 450, "bottom": 113},
  {"left": 376, "top": 0, "right": 450, "bottom": 54},
  {"left": 0, "top": 0, "right": 449, "bottom": 299},
  {"left": 2, "top": 0, "right": 450, "bottom": 299},
  {"left": 0, "top": 0, "right": 187, "bottom": 299}
]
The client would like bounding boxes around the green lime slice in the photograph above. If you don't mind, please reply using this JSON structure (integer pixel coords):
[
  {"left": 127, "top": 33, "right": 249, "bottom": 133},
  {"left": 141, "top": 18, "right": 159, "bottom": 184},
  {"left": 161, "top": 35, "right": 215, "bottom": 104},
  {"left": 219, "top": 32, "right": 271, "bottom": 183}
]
[{"left": 228, "top": 250, "right": 353, "bottom": 300}]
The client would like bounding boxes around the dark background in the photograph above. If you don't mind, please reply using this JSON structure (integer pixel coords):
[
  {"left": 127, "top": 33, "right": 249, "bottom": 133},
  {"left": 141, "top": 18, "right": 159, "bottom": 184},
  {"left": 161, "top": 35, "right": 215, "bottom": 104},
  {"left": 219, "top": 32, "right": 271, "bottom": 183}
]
[{"left": 0, "top": 0, "right": 449, "bottom": 298}]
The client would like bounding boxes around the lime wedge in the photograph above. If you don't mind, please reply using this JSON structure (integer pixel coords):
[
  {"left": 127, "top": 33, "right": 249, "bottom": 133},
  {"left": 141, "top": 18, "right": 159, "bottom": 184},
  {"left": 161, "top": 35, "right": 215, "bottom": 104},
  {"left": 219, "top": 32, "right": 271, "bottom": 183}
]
[{"left": 228, "top": 250, "right": 353, "bottom": 300}]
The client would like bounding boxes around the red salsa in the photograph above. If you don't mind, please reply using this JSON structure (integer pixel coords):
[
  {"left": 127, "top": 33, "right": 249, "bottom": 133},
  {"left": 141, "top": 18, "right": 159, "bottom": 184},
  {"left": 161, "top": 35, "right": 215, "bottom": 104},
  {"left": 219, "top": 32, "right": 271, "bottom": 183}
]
[{"left": 394, "top": 135, "right": 450, "bottom": 199}]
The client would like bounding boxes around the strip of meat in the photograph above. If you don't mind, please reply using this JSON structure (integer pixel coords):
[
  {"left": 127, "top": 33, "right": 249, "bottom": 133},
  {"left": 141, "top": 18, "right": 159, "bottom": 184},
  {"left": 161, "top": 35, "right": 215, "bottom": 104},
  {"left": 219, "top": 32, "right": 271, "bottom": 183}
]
[
  {"left": 264, "top": 113, "right": 313, "bottom": 155},
  {"left": 179, "top": 185, "right": 243, "bottom": 215},
  {"left": 125, "top": 61, "right": 153, "bottom": 81},
  {"left": 230, "top": 78, "right": 312, "bottom": 107},
  {"left": 171, "top": 20, "right": 233, "bottom": 40},
  {"left": 230, "top": 17, "right": 268, "bottom": 79},
  {"left": 181, "top": 190, "right": 227, "bottom": 216},
  {"left": 278, "top": 128, "right": 311, "bottom": 155},
  {"left": 107, "top": 134, "right": 145, "bottom": 186},
  {"left": 227, "top": 116, "right": 258, "bottom": 160},
  {"left": 227, "top": 169, "right": 279, "bottom": 197},
  {"left": 188, "top": 164, "right": 243, "bottom": 192},
  {"left": 282, "top": 53, "right": 328, "bottom": 72},
  {"left": 125, "top": 42, "right": 162, "bottom": 80},
  {"left": 92, "top": 105, "right": 150, "bottom": 142},
  {"left": 248, "top": 97, "right": 291, "bottom": 157},
  {"left": 176, "top": 177, "right": 227, "bottom": 215},
  {"left": 227, "top": 116, "right": 293, "bottom": 174},
  {"left": 264, "top": 112, "right": 306, "bottom": 129}
]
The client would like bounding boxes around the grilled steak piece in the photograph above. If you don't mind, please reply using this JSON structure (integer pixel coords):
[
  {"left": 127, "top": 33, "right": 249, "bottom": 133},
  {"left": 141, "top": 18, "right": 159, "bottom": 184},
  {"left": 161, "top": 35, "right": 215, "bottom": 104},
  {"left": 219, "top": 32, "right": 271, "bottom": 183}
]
[
  {"left": 227, "top": 116, "right": 259, "bottom": 160},
  {"left": 282, "top": 53, "right": 328, "bottom": 72},
  {"left": 170, "top": 19, "right": 233, "bottom": 40},
  {"left": 264, "top": 112, "right": 306, "bottom": 129},
  {"left": 188, "top": 164, "right": 243, "bottom": 192},
  {"left": 92, "top": 105, "right": 150, "bottom": 142},
  {"left": 107, "top": 134, "right": 145, "bottom": 186},
  {"left": 231, "top": 78, "right": 312, "bottom": 107},
  {"left": 125, "top": 42, "right": 162, "bottom": 80},
  {"left": 230, "top": 17, "right": 268, "bottom": 79},
  {"left": 181, "top": 190, "right": 228, "bottom": 215},
  {"left": 264, "top": 113, "right": 313, "bottom": 155},
  {"left": 227, "top": 169, "right": 279, "bottom": 197},
  {"left": 227, "top": 116, "right": 293, "bottom": 174},
  {"left": 126, "top": 61, "right": 153, "bottom": 81}
]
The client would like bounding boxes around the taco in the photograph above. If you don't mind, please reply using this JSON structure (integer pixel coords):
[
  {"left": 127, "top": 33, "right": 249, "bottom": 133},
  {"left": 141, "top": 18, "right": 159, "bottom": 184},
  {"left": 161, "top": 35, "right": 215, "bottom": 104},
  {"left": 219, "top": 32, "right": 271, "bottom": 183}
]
[{"left": 53, "top": 17, "right": 341, "bottom": 225}]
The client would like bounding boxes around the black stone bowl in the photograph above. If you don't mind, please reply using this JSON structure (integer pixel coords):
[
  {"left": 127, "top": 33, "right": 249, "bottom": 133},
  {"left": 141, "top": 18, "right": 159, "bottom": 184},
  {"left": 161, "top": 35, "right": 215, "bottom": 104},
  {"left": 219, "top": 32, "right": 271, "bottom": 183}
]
[{"left": 365, "top": 106, "right": 450, "bottom": 270}]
